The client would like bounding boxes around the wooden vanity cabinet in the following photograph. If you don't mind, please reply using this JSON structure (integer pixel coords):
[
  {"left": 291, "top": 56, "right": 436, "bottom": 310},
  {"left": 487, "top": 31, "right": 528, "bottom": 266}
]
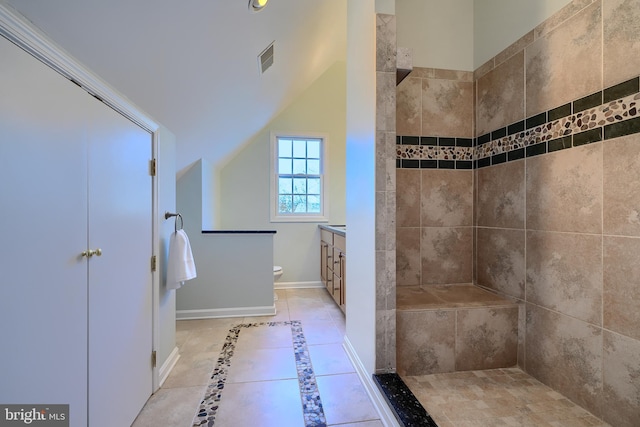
[{"left": 320, "top": 228, "right": 346, "bottom": 313}]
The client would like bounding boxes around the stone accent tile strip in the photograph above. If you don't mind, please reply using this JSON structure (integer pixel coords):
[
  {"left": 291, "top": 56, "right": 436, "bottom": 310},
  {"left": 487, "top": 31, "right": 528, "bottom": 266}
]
[
  {"left": 192, "top": 320, "right": 326, "bottom": 427},
  {"left": 396, "top": 76, "right": 640, "bottom": 170}
]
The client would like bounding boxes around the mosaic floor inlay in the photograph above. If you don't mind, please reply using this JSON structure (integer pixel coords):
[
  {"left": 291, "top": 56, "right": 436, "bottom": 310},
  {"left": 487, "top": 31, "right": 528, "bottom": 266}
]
[{"left": 192, "top": 320, "right": 327, "bottom": 427}]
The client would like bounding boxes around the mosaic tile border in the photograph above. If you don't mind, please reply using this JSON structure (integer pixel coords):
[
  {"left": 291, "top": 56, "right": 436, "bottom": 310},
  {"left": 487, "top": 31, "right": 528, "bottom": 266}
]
[
  {"left": 192, "top": 320, "right": 327, "bottom": 427},
  {"left": 397, "top": 76, "right": 640, "bottom": 170}
]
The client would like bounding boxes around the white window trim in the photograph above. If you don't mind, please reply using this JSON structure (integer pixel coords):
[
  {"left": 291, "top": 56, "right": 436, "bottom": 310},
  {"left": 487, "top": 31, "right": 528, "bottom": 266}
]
[{"left": 270, "top": 131, "right": 329, "bottom": 223}]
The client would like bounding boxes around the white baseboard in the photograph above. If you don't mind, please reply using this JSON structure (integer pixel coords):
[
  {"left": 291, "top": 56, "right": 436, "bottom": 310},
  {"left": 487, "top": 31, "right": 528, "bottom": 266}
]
[
  {"left": 176, "top": 304, "right": 276, "bottom": 320},
  {"left": 342, "top": 337, "right": 401, "bottom": 427},
  {"left": 274, "top": 280, "right": 324, "bottom": 290},
  {"left": 158, "top": 346, "right": 180, "bottom": 388}
]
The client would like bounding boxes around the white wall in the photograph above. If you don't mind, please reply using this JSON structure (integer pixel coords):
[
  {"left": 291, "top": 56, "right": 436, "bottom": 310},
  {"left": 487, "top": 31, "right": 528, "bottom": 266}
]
[
  {"left": 345, "top": 0, "right": 378, "bottom": 376},
  {"left": 219, "top": 62, "right": 347, "bottom": 286},
  {"left": 176, "top": 160, "right": 275, "bottom": 317},
  {"left": 396, "top": 0, "right": 572, "bottom": 71},
  {"left": 474, "top": 0, "right": 572, "bottom": 68},
  {"left": 396, "top": 0, "right": 474, "bottom": 71}
]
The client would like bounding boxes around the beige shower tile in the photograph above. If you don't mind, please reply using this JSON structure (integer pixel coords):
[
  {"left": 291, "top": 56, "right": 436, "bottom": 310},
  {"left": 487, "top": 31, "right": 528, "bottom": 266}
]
[
  {"left": 421, "top": 227, "right": 473, "bottom": 285},
  {"left": 433, "top": 69, "right": 474, "bottom": 81},
  {"left": 526, "top": 1, "right": 602, "bottom": 117},
  {"left": 603, "top": 0, "right": 640, "bottom": 87},
  {"left": 375, "top": 190, "right": 388, "bottom": 250},
  {"left": 376, "top": 308, "right": 397, "bottom": 371},
  {"left": 603, "top": 236, "right": 640, "bottom": 340},
  {"left": 534, "top": 0, "right": 596, "bottom": 39},
  {"left": 421, "top": 169, "right": 473, "bottom": 227},
  {"left": 476, "top": 228, "right": 525, "bottom": 300},
  {"left": 526, "top": 143, "right": 602, "bottom": 233},
  {"left": 525, "top": 304, "right": 603, "bottom": 417},
  {"left": 422, "top": 78, "right": 474, "bottom": 138},
  {"left": 376, "top": 131, "right": 396, "bottom": 199},
  {"left": 476, "top": 51, "right": 525, "bottom": 136},
  {"left": 526, "top": 230, "right": 602, "bottom": 325},
  {"left": 603, "top": 133, "right": 640, "bottom": 236},
  {"left": 495, "top": 30, "right": 534, "bottom": 67},
  {"left": 396, "top": 227, "right": 421, "bottom": 287},
  {"left": 376, "top": 14, "right": 396, "bottom": 73},
  {"left": 376, "top": 71, "right": 396, "bottom": 132},
  {"left": 477, "top": 160, "right": 525, "bottom": 229},
  {"left": 376, "top": 249, "right": 396, "bottom": 309},
  {"left": 456, "top": 307, "right": 519, "bottom": 371},
  {"left": 397, "top": 286, "right": 445, "bottom": 309},
  {"left": 396, "top": 168, "right": 421, "bottom": 227},
  {"left": 396, "top": 76, "right": 422, "bottom": 136},
  {"left": 602, "top": 331, "right": 640, "bottom": 427},
  {"left": 428, "top": 284, "right": 512, "bottom": 307},
  {"left": 397, "top": 309, "right": 455, "bottom": 375}
]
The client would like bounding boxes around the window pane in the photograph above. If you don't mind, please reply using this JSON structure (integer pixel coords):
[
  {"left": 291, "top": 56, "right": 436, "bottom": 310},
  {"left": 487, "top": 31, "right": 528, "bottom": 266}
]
[
  {"left": 278, "top": 195, "right": 292, "bottom": 213},
  {"left": 293, "top": 159, "right": 306, "bottom": 174},
  {"left": 293, "top": 178, "right": 306, "bottom": 194},
  {"left": 307, "top": 159, "right": 320, "bottom": 174},
  {"left": 278, "top": 139, "right": 292, "bottom": 158},
  {"left": 307, "top": 195, "right": 321, "bottom": 213},
  {"left": 293, "top": 195, "right": 307, "bottom": 212},
  {"left": 279, "top": 177, "right": 292, "bottom": 194},
  {"left": 307, "top": 140, "right": 320, "bottom": 159},
  {"left": 278, "top": 158, "right": 292, "bottom": 174},
  {"left": 293, "top": 139, "right": 306, "bottom": 158},
  {"left": 307, "top": 178, "right": 320, "bottom": 195}
]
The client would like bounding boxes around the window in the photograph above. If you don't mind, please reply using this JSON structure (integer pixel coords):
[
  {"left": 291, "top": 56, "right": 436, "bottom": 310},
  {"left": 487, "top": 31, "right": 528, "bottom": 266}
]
[{"left": 270, "top": 133, "right": 327, "bottom": 222}]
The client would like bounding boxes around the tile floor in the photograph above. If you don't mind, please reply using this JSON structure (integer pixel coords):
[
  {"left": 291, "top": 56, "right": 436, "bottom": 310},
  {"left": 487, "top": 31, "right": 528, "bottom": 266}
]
[
  {"left": 403, "top": 368, "right": 612, "bottom": 427},
  {"left": 132, "top": 288, "right": 384, "bottom": 427}
]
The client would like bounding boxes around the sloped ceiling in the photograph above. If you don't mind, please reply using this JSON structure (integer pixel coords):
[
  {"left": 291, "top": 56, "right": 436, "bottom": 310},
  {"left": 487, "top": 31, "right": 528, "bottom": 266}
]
[{"left": 6, "top": 0, "right": 347, "bottom": 172}]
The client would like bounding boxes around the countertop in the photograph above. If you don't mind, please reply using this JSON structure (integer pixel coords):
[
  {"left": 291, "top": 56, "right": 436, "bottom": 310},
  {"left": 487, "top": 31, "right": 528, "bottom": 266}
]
[{"left": 318, "top": 224, "right": 346, "bottom": 237}]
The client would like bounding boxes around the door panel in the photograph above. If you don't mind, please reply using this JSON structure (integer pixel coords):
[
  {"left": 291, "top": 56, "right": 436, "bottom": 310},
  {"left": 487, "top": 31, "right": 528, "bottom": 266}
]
[
  {"left": 0, "top": 36, "right": 90, "bottom": 425},
  {"left": 87, "top": 99, "right": 153, "bottom": 427}
]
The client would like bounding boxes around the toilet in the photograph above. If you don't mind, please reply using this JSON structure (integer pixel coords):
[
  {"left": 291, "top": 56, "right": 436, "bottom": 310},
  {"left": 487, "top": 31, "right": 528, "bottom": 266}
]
[{"left": 273, "top": 266, "right": 283, "bottom": 300}]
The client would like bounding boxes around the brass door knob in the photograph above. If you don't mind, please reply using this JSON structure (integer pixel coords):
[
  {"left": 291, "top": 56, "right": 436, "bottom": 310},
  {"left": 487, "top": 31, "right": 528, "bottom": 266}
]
[{"left": 82, "top": 248, "right": 103, "bottom": 258}]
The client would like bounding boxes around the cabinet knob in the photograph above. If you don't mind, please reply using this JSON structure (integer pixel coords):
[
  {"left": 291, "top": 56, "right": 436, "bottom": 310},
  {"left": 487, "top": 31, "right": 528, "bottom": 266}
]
[{"left": 82, "top": 248, "right": 103, "bottom": 258}]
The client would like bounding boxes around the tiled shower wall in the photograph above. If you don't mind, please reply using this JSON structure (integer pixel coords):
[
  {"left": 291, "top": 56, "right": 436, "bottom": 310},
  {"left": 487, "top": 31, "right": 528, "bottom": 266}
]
[
  {"left": 375, "top": 13, "right": 397, "bottom": 374},
  {"left": 396, "top": 70, "right": 474, "bottom": 287},
  {"left": 395, "top": 0, "right": 640, "bottom": 425}
]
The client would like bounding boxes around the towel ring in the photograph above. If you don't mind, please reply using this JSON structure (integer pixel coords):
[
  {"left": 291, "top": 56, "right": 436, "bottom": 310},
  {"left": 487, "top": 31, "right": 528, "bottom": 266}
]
[{"left": 164, "top": 212, "right": 184, "bottom": 233}]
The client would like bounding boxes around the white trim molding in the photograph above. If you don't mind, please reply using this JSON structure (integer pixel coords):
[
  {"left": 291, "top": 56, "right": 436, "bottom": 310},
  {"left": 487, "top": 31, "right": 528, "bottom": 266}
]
[
  {"left": 0, "top": 3, "right": 158, "bottom": 133},
  {"left": 158, "top": 347, "right": 180, "bottom": 388},
  {"left": 274, "top": 280, "right": 324, "bottom": 290},
  {"left": 176, "top": 305, "right": 277, "bottom": 320},
  {"left": 343, "top": 336, "right": 401, "bottom": 427}
]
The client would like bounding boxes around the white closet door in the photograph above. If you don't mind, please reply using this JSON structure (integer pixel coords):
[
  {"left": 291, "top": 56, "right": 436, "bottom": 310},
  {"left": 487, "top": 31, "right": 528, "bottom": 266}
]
[
  {"left": 86, "top": 98, "right": 153, "bottom": 427},
  {"left": 0, "top": 36, "right": 90, "bottom": 425}
]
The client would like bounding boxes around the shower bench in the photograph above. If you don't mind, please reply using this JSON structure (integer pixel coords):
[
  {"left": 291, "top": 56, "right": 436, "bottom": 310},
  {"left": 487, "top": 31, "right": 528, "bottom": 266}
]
[{"left": 396, "top": 284, "right": 520, "bottom": 376}]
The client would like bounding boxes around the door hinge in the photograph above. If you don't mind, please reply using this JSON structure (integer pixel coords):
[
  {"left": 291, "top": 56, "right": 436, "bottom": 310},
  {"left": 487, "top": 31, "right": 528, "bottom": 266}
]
[
  {"left": 151, "top": 255, "right": 157, "bottom": 272},
  {"left": 149, "top": 159, "right": 157, "bottom": 176},
  {"left": 152, "top": 350, "right": 157, "bottom": 368}
]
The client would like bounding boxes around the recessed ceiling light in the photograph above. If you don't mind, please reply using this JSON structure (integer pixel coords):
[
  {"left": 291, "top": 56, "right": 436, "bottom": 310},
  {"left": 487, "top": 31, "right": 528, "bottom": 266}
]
[{"left": 249, "top": 0, "right": 269, "bottom": 12}]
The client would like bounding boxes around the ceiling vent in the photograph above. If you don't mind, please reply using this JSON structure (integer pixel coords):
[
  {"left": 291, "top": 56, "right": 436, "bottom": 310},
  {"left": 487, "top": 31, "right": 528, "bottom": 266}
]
[{"left": 258, "top": 41, "right": 274, "bottom": 74}]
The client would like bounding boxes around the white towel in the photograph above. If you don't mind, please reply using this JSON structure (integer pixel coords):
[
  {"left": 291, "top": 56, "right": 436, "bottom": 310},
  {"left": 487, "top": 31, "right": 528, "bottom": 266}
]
[{"left": 166, "top": 229, "right": 197, "bottom": 290}]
